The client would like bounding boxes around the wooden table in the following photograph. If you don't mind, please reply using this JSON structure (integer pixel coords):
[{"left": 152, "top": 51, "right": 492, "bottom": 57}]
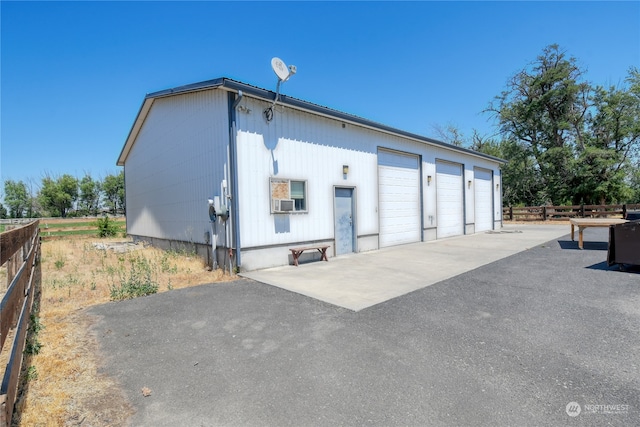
[{"left": 570, "top": 218, "right": 627, "bottom": 249}]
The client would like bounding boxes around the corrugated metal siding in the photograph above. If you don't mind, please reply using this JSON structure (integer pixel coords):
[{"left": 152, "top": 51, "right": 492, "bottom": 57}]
[
  {"left": 494, "top": 170, "right": 503, "bottom": 222},
  {"left": 235, "top": 96, "right": 504, "bottom": 251},
  {"left": 122, "top": 87, "right": 505, "bottom": 269},
  {"left": 236, "top": 97, "right": 409, "bottom": 248},
  {"left": 125, "top": 89, "right": 229, "bottom": 244},
  {"left": 423, "top": 148, "right": 502, "bottom": 231}
]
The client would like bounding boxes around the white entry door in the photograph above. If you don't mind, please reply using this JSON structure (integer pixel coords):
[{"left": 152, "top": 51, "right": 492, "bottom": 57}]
[{"left": 334, "top": 187, "right": 355, "bottom": 255}]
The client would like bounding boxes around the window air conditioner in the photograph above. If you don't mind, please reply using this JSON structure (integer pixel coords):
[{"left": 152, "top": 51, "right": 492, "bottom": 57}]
[{"left": 273, "top": 199, "right": 294, "bottom": 212}]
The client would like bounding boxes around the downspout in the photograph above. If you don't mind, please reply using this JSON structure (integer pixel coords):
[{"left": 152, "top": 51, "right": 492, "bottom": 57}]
[{"left": 228, "top": 90, "right": 243, "bottom": 270}]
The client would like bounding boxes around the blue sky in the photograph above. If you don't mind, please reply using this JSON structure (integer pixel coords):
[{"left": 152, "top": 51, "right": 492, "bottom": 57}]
[{"left": 2, "top": 1, "right": 638, "bottom": 192}]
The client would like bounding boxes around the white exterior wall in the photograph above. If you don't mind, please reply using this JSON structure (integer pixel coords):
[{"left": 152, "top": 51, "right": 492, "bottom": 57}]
[
  {"left": 235, "top": 97, "right": 380, "bottom": 269},
  {"left": 422, "top": 149, "right": 502, "bottom": 240},
  {"left": 122, "top": 86, "right": 503, "bottom": 271},
  {"left": 124, "top": 90, "right": 230, "bottom": 245},
  {"left": 234, "top": 96, "right": 503, "bottom": 270},
  {"left": 494, "top": 171, "right": 503, "bottom": 228}
]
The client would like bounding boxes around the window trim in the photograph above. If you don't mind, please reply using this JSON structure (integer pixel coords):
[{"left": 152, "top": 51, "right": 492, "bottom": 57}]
[{"left": 270, "top": 178, "right": 308, "bottom": 214}]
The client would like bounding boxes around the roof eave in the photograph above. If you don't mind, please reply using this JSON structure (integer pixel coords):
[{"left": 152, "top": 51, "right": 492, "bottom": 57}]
[
  {"left": 117, "top": 77, "right": 506, "bottom": 166},
  {"left": 217, "top": 79, "right": 506, "bottom": 164}
]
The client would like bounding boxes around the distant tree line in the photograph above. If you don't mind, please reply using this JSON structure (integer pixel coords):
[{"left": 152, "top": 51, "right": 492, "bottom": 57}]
[
  {"left": 1, "top": 171, "right": 124, "bottom": 219},
  {"left": 434, "top": 44, "right": 640, "bottom": 207}
]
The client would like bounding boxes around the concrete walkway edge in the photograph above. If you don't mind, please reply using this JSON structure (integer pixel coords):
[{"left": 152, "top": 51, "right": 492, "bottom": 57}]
[{"left": 242, "top": 224, "right": 570, "bottom": 311}]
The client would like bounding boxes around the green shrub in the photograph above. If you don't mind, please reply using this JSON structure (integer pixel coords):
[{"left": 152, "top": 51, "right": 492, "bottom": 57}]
[{"left": 95, "top": 216, "right": 121, "bottom": 238}]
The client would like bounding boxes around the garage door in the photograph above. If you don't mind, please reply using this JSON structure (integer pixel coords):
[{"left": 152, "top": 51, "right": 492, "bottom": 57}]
[
  {"left": 436, "top": 161, "right": 464, "bottom": 238},
  {"left": 378, "top": 150, "right": 421, "bottom": 247},
  {"left": 474, "top": 168, "right": 493, "bottom": 232}
]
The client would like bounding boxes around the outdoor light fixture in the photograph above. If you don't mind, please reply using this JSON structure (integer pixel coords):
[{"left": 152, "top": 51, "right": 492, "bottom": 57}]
[
  {"left": 468, "top": 180, "right": 472, "bottom": 189},
  {"left": 427, "top": 175, "right": 432, "bottom": 186},
  {"left": 343, "top": 165, "right": 349, "bottom": 175},
  {"left": 496, "top": 183, "right": 500, "bottom": 190}
]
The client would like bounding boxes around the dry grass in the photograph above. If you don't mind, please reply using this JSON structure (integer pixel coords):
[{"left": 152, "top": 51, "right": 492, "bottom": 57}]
[{"left": 13, "top": 237, "right": 235, "bottom": 426}]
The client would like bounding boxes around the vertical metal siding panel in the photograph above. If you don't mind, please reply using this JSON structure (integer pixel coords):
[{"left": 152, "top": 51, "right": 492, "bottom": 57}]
[
  {"left": 494, "top": 169, "right": 502, "bottom": 223},
  {"left": 125, "top": 89, "right": 229, "bottom": 244},
  {"left": 465, "top": 167, "right": 474, "bottom": 225},
  {"left": 238, "top": 98, "right": 380, "bottom": 248},
  {"left": 235, "top": 95, "right": 502, "bottom": 251}
]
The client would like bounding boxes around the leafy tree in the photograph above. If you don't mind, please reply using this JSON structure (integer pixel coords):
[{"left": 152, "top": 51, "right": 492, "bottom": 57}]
[
  {"left": 102, "top": 171, "right": 125, "bottom": 214},
  {"left": 574, "top": 70, "right": 640, "bottom": 204},
  {"left": 79, "top": 174, "right": 101, "bottom": 215},
  {"left": 4, "top": 180, "right": 28, "bottom": 218},
  {"left": 489, "top": 44, "right": 589, "bottom": 205},
  {"left": 24, "top": 178, "right": 41, "bottom": 218},
  {"left": 488, "top": 45, "right": 640, "bottom": 206},
  {"left": 499, "top": 139, "right": 546, "bottom": 206},
  {"left": 629, "top": 159, "right": 640, "bottom": 203},
  {"left": 0, "top": 203, "right": 7, "bottom": 219},
  {"left": 39, "top": 174, "right": 79, "bottom": 217}
]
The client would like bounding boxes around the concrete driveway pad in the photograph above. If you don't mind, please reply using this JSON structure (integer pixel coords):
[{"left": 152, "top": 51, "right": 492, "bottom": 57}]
[{"left": 242, "top": 224, "right": 570, "bottom": 311}]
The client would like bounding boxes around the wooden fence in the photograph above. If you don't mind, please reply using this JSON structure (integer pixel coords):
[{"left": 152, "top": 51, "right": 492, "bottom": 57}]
[
  {"left": 0, "top": 221, "right": 41, "bottom": 426},
  {"left": 503, "top": 204, "right": 640, "bottom": 222}
]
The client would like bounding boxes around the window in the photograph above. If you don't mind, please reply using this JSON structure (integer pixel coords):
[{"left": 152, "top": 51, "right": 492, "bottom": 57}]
[{"left": 270, "top": 178, "right": 307, "bottom": 213}]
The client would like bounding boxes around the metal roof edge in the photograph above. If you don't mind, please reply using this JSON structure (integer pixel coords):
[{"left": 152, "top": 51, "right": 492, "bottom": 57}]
[
  {"left": 117, "top": 97, "right": 151, "bottom": 166},
  {"left": 118, "top": 77, "right": 506, "bottom": 166},
  {"left": 145, "top": 77, "right": 226, "bottom": 99},
  {"left": 217, "top": 79, "right": 505, "bottom": 164}
]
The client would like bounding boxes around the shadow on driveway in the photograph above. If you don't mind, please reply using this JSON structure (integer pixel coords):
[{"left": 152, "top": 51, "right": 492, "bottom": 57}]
[{"left": 557, "top": 239, "right": 610, "bottom": 251}]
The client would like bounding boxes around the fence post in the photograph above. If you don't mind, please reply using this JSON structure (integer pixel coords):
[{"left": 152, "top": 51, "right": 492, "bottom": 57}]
[
  {"left": 542, "top": 206, "right": 547, "bottom": 221},
  {"left": 580, "top": 204, "right": 585, "bottom": 218},
  {"left": 622, "top": 204, "right": 627, "bottom": 219},
  {"left": 509, "top": 206, "right": 513, "bottom": 221}
]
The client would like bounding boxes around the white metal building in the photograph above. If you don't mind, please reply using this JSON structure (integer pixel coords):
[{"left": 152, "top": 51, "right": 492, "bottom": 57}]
[{"left": 117, "top": 78, "right": 505, "bottom": 271}]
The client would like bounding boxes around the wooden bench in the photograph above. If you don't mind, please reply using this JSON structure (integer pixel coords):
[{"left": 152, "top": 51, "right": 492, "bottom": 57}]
[{"left": 289, "top": 245, "right": 330, "bottom": 266}]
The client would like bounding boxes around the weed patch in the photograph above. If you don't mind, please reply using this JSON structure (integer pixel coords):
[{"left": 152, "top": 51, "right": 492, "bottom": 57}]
[
  {"left": 24, "top": 366, "right": 38, "bottom": 382},
  {"left": 24, "top": 314, "right": 44, "bottom": 356},
  {"left": 109, "top": 254, "right": 159, "bottom": 300}
]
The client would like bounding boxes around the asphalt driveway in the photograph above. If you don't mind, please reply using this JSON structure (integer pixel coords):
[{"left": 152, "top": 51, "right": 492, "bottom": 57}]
[{"left": 88, "top": 227, "right": 639, "bottom": 426}]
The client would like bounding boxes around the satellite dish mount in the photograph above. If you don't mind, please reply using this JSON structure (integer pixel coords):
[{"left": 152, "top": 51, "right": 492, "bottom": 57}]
[{"left": 264, "top": 57, "right": 297, "bottom": 122}]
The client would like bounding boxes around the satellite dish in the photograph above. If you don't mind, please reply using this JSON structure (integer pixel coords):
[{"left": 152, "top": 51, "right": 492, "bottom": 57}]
[
  {"left": 271, "top": 57, "right": 290, "bottom": 81},
  {"left": 265, "top": 57, "right": 297, "bottom": 122}
]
